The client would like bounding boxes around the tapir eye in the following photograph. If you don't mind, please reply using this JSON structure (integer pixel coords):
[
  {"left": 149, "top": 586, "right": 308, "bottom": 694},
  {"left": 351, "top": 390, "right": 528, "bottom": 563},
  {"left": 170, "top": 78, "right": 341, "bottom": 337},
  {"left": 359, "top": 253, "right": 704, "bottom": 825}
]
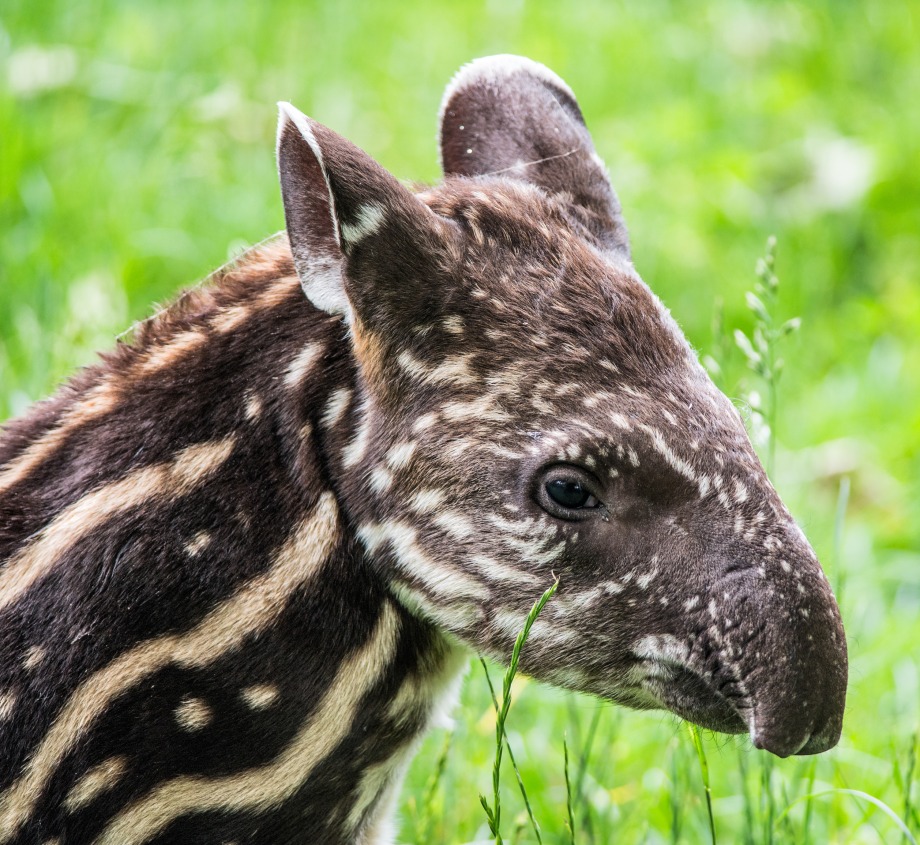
[
  {"left": 546, "top": 479, "right": 593, "bottom": 508},
  {"left": 536, "top": 465, "right": 602, "bottom": 520}
]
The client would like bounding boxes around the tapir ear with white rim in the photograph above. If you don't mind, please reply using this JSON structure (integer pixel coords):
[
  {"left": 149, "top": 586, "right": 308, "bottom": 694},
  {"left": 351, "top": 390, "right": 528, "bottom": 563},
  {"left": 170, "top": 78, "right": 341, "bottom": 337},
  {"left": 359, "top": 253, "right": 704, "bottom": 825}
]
[
  {"left": 276, "top": 102, "right": 455, "bottom": 325},
  {"left": 439, "top": 55, "right": 630, "bottom": 258}
]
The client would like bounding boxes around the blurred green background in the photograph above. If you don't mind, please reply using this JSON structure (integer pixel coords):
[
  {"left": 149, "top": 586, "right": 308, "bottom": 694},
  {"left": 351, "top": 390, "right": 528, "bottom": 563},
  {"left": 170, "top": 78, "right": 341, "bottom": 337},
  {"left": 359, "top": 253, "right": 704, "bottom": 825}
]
[{"left": 2, "top": 1, "right": 918, "bottom": 842}]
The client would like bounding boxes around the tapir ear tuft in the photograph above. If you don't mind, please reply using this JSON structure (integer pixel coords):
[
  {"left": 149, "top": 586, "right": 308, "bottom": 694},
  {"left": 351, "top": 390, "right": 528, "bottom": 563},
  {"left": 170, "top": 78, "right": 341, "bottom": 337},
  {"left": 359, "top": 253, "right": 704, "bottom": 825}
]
[{"left": 438, "top": 55, "right": 630, "bottom": 258}]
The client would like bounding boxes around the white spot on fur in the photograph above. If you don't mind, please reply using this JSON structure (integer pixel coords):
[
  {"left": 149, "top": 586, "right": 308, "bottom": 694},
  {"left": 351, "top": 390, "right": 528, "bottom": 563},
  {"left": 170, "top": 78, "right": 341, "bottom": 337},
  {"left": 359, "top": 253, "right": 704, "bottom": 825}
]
[
  {"left": 370, "top": 466, "right": 393, "bottom": 494},
  {"left": 240, "top": 684, "right": 280, "bottom": 710},
  {"left": 174, "top": 696, "right": 212, "bottom": 731},
  {"left": 386, "top": 442, "right": 417, "bottom": 470},
  {"left": 442, "top": 315, "right": 464, "bottom": 335},
  {"left": 185, "top": 531, "right": 212, "bottom": 558},
  {"left": 733, "top": 512, "right": 745, "bottom": 535},
  {"left": 63, "top": 756, "right": 128, "bottom": 812},
  {"left": 637, "top": 567, "right": 659, "bottom": 589},
  {"left": 641, "top": 424, "right": 715, "bottom": 498},
  {"left": 321, "top": 387, "right": 352, "bottom": 429},
  {"left": 412, "top": 412, "right": 438, "bottom": 433},
  {"left": 432, "top": 511, "right": 475, "bottom": 539},
  {"left": 409, "top": 488, "right": 446, "bottom": 513},
  {"left": 343, "top": 402, "right": 373, "bottom": 469},
  {"left": 0, "top": 690, "right": 16, "bottom": 721},
  {"left": 283, "top": 342, "right": 323, "bottom": 388},
  {"left": 398, "top": 351, "right": 478, "bottom": 388},
  {"left": 340, "top": 203, "right": 385, "bottom": 248},
  {"left": 244, "top": 393, "right": 262, "bottom": 422},
  {"left": 469, "top": 555, "right": 537, "bottom": 585},
  {"left": 23, "top": 645, "right": 46, "bottom": 671},
  {"left": 441, "top": 396, "right": 510, "bottom": 423}
]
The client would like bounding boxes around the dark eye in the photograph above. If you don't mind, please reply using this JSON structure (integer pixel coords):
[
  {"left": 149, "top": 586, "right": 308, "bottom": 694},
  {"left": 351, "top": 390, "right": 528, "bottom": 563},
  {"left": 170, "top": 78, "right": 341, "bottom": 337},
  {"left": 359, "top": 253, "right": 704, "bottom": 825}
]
[
  {"left": 546, "top": 478, "right": 592, "bottom": 509},
  {"left": 536, "top": 466, "right": 602, "bottom": 519}
]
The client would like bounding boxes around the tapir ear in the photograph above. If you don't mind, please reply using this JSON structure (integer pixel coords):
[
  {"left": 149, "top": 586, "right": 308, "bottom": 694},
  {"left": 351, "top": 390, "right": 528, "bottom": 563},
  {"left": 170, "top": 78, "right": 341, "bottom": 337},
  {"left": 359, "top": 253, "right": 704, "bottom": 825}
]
[
  {"left": 439, "top": 55, "right": 629, "bottom": 258},
  {"left": 276, "top": 102, "right": 452, "bottom": 324}
]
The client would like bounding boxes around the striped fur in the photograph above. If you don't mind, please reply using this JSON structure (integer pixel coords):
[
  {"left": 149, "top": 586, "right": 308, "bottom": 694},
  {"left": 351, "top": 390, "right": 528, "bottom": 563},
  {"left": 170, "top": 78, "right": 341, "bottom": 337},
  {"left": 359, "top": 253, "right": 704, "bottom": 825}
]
[{"left": 0, "top": 55, "right": 846, "bottom": 842}]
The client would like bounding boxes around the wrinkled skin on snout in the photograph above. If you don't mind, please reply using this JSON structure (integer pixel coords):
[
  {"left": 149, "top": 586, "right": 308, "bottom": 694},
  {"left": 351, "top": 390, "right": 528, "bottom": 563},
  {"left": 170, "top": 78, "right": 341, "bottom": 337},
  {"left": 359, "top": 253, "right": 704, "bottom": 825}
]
[{"left": 278, "top": 55, "right": 847, "bottom": 757}]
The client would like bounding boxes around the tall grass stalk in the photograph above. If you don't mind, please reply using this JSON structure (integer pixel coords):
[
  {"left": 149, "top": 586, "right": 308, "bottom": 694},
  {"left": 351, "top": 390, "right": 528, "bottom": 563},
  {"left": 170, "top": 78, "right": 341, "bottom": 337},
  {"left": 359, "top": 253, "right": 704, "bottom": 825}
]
[
  {"left": 736, "top": 749, "right": 756, "bottom": 845},
  {"left": 688, "top": 724, "right": 717, "bottom": 845},
  {"left": 894, "top": 723, "right": 920, "bottom": 833},
  {"left": 479, "top": 580, "right": 559, "bottom": 845},
  {"left": 669, "top": 744, "right": 683, "bottom": 844},
  {"left": 801, "top": 757, "right": 818, "bottom": 843},
  {"left": 414, "top": 728, "right": 453, "bottom": 843},
  {"left": 567, "top": 699, "right": 603, "bottom": 841},
  {"left": 908, "top": 725, "right": 919, "bottom": 832},
  {"left": 481, "top": 660, "right": 543, "bottom": 844},
  {"left": 734, "top": 235, "right": 800, "bottom": 478},
  {"left": 833, "top": 475, "right": 850, "bottom": 603},
  {"left": 775, "top": 789, "right": 919, "bottom": 845},
  {"left": 761, "top": 755, "right": 775, "bottom": 845},
  {"left": 564, "top": 736, "right": 577, "bottom": 845}
]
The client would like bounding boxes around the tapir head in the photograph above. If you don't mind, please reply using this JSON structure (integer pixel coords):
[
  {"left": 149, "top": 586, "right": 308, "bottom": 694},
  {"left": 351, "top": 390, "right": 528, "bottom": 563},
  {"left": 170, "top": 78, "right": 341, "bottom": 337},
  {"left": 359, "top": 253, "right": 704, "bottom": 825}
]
[{"left": 277, "top": 55, "right": 847, "bottom": 756}]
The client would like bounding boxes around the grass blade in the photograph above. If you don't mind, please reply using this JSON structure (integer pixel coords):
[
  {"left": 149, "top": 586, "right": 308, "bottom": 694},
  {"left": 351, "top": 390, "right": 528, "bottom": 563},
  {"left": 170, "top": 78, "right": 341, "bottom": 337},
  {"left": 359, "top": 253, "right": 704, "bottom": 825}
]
[
  {"left": 688, "top": 724, "right": 717, "bottom": 845},
  {"left": 415, "top": 728, "right": 453, "bottom": 842},
  {"left": 480, "top": 579, "right": 559, "bottom": 845},
  {"left": 481, "top": 659, "right": 543, "bottom": 844},
  {"left": 564, "top": 735, "right": 576, "bottom": 845},
  {"left": 776, "top": 788, "right": 918, "bottom": 845}
]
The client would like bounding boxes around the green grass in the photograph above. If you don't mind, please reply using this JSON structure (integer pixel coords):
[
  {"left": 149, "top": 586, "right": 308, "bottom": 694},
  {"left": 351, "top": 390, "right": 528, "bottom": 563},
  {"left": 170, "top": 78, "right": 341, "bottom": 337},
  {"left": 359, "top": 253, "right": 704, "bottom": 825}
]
[{"left": 2, "top": 1, "right": 919, "bottom": 842}]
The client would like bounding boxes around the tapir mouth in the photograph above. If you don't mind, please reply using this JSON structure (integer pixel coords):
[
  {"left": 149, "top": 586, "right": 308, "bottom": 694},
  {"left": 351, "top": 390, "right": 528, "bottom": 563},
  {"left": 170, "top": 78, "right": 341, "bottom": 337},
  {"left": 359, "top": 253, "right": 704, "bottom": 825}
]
[
  {"left": 639, "top": 657, "right": 748, "bottom": 735},
  {"left": 637, "top": 655, "right": 843, "bottom": 757}
]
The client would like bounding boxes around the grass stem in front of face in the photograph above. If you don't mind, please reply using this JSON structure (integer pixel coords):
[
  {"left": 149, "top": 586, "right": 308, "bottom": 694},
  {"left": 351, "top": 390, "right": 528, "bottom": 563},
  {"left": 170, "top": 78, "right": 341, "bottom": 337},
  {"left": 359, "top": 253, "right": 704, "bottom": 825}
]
[
  {"left": 669, "top": 744, "right": 683, "bottom": 844},
  {"left": 688, "top": 724, "right": 717, "bottom": 845},
  {"left": 479, "top": 579, "right": 559, "bottom": 845},
  {"left": 481, "top": 659, "right": 543, "bottom": 844}
]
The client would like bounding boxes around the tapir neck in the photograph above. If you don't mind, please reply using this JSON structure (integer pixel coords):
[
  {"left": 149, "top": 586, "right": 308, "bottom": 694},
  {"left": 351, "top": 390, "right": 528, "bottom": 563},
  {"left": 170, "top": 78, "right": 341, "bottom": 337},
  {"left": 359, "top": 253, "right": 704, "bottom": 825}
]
[{"left": 0, "top": 247, "right": 467, "bottom": 844}]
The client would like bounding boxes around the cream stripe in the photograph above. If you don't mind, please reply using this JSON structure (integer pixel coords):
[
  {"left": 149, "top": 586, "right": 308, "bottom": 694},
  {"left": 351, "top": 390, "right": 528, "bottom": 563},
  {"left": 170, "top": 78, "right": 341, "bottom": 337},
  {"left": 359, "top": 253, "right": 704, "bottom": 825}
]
[
  {"left": 93, "top": 598, "right": 399, "bottom": 845},
  {"left": 63, "top": 756, "right": 128, "bottom": 812},
  {"left": 0, "top": 492, "right": 339, "bottom": 841},
  {"left": 284, "top": 342, "right": 324, "bottom": 388},
  {"left": 0, "top": 436, "right": 237, "bottom": 613},
  {"left": 0, "top": 381, "right": 118, "bottom": 496},
  {"left": 138, "top": 330, "right": 208, "bottom": 374}
]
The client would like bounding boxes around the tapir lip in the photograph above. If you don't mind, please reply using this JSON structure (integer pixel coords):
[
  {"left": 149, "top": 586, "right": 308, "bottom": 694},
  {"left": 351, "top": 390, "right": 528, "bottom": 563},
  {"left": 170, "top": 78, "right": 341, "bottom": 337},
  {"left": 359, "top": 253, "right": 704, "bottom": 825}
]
[
  {"left": 638, "top": 657, "right": 748, "bottom": 736},
  {"left": 640, "top": 656, "right": 844, "bottom": 757}
]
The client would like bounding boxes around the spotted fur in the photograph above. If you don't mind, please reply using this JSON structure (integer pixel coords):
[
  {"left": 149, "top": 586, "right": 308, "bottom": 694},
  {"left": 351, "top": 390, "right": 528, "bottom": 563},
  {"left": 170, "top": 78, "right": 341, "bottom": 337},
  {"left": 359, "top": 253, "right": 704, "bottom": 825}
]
[{"left": 0, "top": 55, "right": 846, "bottom": 843}]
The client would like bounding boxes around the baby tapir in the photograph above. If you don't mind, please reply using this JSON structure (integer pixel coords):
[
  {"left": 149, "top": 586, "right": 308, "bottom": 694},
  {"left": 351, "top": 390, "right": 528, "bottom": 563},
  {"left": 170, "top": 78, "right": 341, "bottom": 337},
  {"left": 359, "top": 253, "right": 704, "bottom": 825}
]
[{"left": 0, "top": 55, "right": 847, "bottom": 844}]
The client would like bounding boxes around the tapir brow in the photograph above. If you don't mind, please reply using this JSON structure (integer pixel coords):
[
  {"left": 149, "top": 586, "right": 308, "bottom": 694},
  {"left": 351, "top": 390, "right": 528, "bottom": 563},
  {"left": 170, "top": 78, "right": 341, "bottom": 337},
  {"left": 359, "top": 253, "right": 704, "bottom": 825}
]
[{"left": 0, "top": 55, "right": 846, "bottom": 843}]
